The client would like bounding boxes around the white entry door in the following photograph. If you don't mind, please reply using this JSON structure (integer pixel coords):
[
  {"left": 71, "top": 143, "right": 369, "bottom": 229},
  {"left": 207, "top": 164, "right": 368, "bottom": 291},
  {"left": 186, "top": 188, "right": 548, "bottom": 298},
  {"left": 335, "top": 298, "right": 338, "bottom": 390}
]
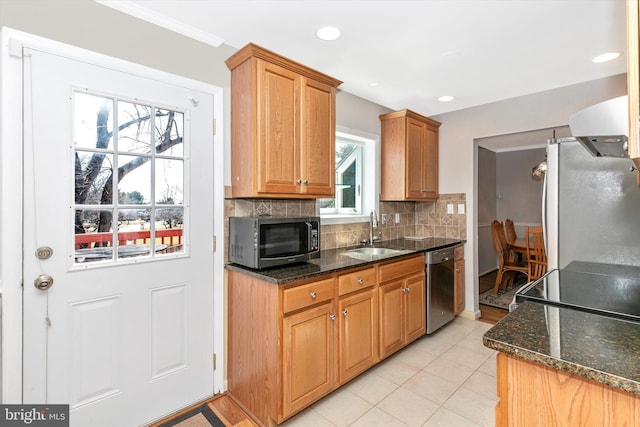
[{"left": 22, "top": 48, "right": 215, "bottom": 426}]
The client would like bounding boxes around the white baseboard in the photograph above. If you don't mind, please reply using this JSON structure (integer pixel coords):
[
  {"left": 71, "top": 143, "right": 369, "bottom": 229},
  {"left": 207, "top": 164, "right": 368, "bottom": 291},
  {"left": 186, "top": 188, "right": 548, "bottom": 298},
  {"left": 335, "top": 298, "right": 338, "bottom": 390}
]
[{"left": 458, "top": 309, "right": 481, "bottom": 320}]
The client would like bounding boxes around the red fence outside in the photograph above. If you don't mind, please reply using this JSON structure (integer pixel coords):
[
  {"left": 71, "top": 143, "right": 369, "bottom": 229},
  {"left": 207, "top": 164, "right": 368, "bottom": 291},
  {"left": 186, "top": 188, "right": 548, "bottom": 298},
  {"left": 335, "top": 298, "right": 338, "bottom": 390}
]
[{"left": 75, "top": 228, "right": 183, "bottom": 251}]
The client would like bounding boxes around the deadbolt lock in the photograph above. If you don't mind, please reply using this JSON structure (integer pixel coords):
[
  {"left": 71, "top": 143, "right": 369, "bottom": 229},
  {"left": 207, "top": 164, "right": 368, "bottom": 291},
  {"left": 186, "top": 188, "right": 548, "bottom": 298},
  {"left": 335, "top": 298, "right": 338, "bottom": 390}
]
[
  {"left": 34, "top": 274, "right": 54, "bottom": 290},
  {"left": 36, "top": 246, "right": 53, "bottom": 260}
]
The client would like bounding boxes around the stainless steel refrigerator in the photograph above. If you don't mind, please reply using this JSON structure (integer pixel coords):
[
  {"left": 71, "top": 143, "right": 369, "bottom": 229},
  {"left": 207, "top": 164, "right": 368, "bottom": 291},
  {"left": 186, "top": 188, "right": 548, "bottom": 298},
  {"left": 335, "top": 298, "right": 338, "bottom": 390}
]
[{"left": 545, "top": 138, "right": 640, "bottom": 270}]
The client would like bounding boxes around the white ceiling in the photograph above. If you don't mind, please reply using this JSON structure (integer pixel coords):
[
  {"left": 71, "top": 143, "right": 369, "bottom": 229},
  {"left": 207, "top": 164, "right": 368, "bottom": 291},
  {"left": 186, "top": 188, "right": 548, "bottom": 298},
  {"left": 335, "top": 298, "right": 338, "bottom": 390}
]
[{"left": 99, "top": 0, "right": 626, "bottom": 117}]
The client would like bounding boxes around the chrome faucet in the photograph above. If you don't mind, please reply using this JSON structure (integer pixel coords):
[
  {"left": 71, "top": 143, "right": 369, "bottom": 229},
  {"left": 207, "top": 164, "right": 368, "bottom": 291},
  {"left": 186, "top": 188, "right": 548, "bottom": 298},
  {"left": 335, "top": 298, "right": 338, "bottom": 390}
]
[{"left": 369, "top": 210, "right": 379, "bottom": 245}]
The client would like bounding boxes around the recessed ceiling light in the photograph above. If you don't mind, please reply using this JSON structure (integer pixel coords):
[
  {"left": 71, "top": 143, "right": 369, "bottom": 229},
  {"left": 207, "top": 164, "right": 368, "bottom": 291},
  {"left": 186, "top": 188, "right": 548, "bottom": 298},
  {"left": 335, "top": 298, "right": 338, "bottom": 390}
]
[
  {"left": 438, "top": 95, "right": 455, "bottom": 102},
  {"left": 592, "top": 52, "right": 621, "bottom": 63},
  {"left": 368, "top": 81, "right": 380, "bottom": 87},
  {"left": 316, "top": 26, "right": 341, "bottom": 41}
]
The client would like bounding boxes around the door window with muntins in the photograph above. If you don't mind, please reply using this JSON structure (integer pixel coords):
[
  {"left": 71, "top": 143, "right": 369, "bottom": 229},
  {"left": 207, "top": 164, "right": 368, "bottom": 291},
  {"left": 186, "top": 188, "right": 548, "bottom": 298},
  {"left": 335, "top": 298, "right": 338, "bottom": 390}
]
[{"left": 73, "top": 91, "right": 186, "bottom": 264}]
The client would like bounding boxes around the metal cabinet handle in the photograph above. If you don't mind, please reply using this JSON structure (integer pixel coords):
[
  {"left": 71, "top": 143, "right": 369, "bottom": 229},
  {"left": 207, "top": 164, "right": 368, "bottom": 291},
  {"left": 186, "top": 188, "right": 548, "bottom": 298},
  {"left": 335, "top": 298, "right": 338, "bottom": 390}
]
[
  {"left": 357, "top": 278, "right": 364, "bottom": 284},
  {"left": 402, "top": 287, "right": 411, "bottom": 293},
  {"left": 342, "top": 309, "right": 348, "bottom": 316},
  {"left": 456, "top": 268, "right": 460, "bottom": 272},
  {"left": 310, "top": 291, "right": 317, "bottom": 299},
  {"left": 296, "top": 179, "right": 302, "bottom": 184},
  {"left": 303, "top": 179, "right": 309, "bottom": 185},
  {"left": 422, "top": 189, "right": 429, "bottom": 192},
  {"left": 329, "top": 314, "right": 336, "bottom": 320}
]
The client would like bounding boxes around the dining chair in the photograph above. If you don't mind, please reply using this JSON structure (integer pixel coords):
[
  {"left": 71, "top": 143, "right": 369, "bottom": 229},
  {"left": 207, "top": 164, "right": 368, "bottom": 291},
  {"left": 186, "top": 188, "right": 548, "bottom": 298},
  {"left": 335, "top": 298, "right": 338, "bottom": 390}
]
[
  {"left": 505, "top": 218, "right": 517, "bottom": 243},
  {"left": 525, "top": 225, "right": 547, "bottom": 281},
  {"left": 491, "top": 220, "right": 528, "bottom": 294}
]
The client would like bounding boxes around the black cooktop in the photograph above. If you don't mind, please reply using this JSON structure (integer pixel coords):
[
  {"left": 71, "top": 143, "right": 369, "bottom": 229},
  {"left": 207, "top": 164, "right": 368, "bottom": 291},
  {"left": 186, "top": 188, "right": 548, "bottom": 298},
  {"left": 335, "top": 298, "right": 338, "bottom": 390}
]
[{"left": 516, "top": 261, "right": 640, "bottom": 322}]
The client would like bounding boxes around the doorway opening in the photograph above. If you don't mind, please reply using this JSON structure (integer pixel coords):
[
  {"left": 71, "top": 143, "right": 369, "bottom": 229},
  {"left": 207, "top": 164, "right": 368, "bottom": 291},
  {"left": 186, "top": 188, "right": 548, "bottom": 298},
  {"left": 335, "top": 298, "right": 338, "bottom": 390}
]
[{"left": 475, "top": 126, "right": 569, "bottom": 321}]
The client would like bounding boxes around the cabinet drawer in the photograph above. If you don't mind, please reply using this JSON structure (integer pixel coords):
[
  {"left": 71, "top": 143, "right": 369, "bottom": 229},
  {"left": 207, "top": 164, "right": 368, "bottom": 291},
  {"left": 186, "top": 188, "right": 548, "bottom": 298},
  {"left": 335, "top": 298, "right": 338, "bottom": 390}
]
[
  {"left": 338, "top": 267, "right": 376, "bottom": 296},
  {"left": 454, "top": 245, "right": 464, "bottom": 260},
  {"left": 283, "top": 278, "right": 336, "bottom": 314},
  {"left": 378, "top": 254, "right": 424, "bottom": 283}
]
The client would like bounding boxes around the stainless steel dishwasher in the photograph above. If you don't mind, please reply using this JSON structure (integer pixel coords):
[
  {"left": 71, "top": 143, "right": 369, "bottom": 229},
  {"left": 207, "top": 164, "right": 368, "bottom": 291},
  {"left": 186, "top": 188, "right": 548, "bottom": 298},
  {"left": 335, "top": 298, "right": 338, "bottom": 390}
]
[{"left": 426, "top": 247, "right": 456, "bottom": 334}]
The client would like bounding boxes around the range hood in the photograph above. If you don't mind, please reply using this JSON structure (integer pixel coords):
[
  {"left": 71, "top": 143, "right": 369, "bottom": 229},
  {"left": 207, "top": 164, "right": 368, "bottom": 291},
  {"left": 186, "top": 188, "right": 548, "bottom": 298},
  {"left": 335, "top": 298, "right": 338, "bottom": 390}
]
[{"left": 568, "top": 95, "right": 629, "bottom": 158}]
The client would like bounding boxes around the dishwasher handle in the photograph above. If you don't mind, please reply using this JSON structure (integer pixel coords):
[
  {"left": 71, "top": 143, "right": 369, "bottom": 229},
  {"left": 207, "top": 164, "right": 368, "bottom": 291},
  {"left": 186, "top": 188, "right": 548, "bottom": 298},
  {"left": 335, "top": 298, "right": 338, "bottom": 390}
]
[{"left": 426, "top": 248, "right": 455, "bottom": 264}]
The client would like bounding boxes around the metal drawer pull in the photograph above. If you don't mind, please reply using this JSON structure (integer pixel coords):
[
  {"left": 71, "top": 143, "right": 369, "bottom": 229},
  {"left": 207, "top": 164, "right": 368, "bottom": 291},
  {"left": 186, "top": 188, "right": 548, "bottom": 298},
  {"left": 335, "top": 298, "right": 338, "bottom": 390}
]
[
  {"left": 310, "top": 291, "right": 317, "bottom": 299},
  {"left": 342, "top": 309, "right": 348, "bottom": 316},
  {"left": 357, "top": 278, "right": 364, "bottom": 284},
  {"left": 329, "top": 314, "right": 336, "bottom": 320}
]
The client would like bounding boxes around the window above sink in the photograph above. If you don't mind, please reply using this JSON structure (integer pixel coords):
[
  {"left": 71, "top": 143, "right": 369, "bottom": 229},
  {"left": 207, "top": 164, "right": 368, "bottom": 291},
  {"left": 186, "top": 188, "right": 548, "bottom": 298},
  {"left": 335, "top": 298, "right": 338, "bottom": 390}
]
[{"left": 319, "top": 129, "right": 378, "bottom": 225}]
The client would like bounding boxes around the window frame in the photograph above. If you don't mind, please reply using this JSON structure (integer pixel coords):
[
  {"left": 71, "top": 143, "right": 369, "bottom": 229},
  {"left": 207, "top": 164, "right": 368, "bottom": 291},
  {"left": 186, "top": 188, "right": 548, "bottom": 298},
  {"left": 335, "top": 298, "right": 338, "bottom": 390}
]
[
  {"left": 71, "top": 91, "right": 188, "bottom": 266},
  {"left": 319, "top": 129, "right": 379, "bottom": 225}
]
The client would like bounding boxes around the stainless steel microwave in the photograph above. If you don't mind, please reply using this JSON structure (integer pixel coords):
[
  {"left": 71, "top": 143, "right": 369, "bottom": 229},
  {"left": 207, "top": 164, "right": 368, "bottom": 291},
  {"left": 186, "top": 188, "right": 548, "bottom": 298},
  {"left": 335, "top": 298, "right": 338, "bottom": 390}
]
[{"left": 228, "top": 216, "right": 320, "bottom": 270}]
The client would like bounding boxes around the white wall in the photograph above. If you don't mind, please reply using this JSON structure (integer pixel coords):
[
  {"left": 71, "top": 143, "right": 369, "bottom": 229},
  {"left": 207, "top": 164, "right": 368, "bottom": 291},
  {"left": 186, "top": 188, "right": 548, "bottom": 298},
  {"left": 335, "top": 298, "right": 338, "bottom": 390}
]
[{"left": 432, "top": 73, "right": 627, "bottom": 316}]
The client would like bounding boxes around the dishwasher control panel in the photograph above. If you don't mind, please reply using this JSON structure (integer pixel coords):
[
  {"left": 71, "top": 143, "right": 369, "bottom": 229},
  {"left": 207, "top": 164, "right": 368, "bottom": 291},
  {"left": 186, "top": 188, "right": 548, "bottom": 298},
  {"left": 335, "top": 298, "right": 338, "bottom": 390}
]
[{"left": 426, "top": 247, "right": 455, "bottom": 264}]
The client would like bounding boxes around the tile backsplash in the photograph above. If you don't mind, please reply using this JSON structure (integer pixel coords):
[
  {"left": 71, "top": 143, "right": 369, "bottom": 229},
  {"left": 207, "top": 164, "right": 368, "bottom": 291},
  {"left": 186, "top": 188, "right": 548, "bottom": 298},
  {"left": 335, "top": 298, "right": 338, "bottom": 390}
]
[{"left": 224, "top": 186, "right": 465, "bottom": 259}]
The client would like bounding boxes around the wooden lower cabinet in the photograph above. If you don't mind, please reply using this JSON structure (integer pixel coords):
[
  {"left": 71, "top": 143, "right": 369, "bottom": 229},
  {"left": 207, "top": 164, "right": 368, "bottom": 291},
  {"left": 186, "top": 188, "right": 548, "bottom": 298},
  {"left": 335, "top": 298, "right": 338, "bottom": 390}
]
[
  {"left": 283, "top": 301, "right": 336, "bottom": 417},
  {"left": 227, "top": 255, "right": 426, "bottom": 426},
  {"left": 454, "top": 244, "right": 465, "bottom": 314},
  {"left": 496, "top": 353, "right": 640, "bottom": 427},
  {"left": 338, "top": 287, "right": 378, "bottom": 384},
  {"left": 378, "top": 255, "right": 426, "bottom": 359}
]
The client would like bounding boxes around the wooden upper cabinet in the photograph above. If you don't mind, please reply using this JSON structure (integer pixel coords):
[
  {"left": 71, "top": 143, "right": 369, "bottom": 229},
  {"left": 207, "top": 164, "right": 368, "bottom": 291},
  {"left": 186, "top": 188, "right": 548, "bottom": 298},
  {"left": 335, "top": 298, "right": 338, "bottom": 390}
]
[
  {"left": 226, "top": 43, "right": 342, "bottom": 198},
  {"left": 627, "top": 0, "right": 640, "bottom": 170},
  {"left": 380, "top": 109, "right": 441, "bottom": 201}
]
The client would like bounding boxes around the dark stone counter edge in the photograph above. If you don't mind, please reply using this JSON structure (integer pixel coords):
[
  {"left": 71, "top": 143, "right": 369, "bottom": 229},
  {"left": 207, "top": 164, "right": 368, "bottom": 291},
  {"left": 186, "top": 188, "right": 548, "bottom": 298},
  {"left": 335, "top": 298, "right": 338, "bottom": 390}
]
[
  {"left": 225, "top": 238, "right": 464, "bottom": 285},
  {"left": 483, "top": 306, "right": 640, "bottom": 397}
]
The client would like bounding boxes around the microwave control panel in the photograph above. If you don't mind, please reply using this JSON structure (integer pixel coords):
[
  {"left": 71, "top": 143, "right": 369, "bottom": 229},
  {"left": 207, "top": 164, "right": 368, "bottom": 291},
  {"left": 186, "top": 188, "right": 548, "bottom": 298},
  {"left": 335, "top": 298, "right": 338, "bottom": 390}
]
[{"left": 311, "top": 227, "right": 319, "bottom": 251}]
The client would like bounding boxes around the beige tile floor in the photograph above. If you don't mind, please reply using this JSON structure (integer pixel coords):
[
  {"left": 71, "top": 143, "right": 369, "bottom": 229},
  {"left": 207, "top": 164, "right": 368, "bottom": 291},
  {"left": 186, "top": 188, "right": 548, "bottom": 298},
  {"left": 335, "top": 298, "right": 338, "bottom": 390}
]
[{"left": 281, "top": 317, "right": 498, "bottom": 427}]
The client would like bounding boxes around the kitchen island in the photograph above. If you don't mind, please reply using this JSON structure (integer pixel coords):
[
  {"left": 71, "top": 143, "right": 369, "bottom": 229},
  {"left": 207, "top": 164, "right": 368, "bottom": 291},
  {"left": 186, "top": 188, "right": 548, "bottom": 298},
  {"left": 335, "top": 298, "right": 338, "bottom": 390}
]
[{"left": 484, "top": 300, "right": 640, "bottom": 426}]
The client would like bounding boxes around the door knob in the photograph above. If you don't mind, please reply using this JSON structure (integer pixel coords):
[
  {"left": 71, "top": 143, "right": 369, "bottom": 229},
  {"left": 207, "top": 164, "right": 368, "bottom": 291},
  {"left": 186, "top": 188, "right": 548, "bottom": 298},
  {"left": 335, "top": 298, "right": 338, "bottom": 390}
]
[{"left": 34, "top": 274, "right": 54, "bottom": 290}]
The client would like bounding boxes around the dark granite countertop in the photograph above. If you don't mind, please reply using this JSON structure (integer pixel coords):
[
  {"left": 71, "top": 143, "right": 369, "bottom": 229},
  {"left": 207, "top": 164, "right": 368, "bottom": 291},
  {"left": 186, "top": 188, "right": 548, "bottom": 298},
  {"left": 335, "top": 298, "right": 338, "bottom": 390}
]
[
  {"left": 483, "top": 301, "right": 640, "bottom": 396},
  {"left": 225, "top": 237, "right": 463, "bottom": 284}
]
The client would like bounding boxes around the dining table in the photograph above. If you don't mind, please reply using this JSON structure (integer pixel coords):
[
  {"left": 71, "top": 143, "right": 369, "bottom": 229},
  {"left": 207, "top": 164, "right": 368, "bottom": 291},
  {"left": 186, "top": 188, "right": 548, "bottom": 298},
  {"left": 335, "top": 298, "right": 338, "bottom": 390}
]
[{"left": 507, "top": 237, "right": 529, "bottom": 260}]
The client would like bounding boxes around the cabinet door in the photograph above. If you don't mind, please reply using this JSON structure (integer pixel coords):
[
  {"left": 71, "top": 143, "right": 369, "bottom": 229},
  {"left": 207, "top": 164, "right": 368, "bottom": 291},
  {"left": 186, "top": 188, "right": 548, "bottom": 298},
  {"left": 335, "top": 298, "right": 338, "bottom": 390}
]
[
  {"left": 404, "top": 272, "right": 427, "bottom": 343},
  {"left": 257, "top": 60, "right": 300, "bottom": 194},
  {"left": 422, "top": 125, "right": 439, "bottom": 199},
  {"left": 283, "top": 301, "right": 335, "bottom": 418},
  {"left": 300, "top": 77, "right": 335, "bottom": 196},
  {"left": 405, "top": 118, "right": 426, "bottom": 199},
  {"left": 338, "top": 289, "right": 378, "bottom": 384},
  {"left": 379, "top": 280, "right": 404, "bottom": 358},
  {"left": 454, "top": 258, "right": 465, "bottom": 314}
]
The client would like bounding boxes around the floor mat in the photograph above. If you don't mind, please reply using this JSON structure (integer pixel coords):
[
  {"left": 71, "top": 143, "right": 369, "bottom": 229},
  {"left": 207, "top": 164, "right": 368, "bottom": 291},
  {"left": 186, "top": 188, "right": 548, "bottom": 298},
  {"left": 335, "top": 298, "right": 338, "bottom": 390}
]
[
  {"left": 157, "top": 404, "right": 226, "bottom": 427},
  {"left": 479, "top": 276, "right": 528, "bottom": 310}
]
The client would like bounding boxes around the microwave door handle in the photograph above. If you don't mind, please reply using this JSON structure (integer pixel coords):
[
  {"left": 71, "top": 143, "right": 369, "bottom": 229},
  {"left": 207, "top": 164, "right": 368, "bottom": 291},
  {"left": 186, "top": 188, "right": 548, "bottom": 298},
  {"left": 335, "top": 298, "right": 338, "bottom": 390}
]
[{"left": 306, "top": 222, "right": 312, "bottom": 252}]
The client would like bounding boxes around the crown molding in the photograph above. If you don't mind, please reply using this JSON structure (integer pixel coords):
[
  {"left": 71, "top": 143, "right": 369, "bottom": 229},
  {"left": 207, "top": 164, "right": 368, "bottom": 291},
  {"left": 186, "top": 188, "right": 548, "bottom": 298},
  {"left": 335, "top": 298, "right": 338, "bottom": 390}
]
[{"left": 96, "top": 0, "right": 225, "bottom": 47}]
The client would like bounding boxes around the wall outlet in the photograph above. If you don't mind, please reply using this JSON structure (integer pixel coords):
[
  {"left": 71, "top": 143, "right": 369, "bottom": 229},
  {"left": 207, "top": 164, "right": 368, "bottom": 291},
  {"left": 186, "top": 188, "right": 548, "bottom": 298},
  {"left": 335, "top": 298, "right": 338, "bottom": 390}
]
[
  {"left": 447, "top": 204, "right": 454, "bottom": 214},
  {"left": 458, "top": 204, "right": 465, "bottom": 214},
  {"left": 395, "top": 213, "right": 400, "bottom": 224},
  {"left": 381, "top": 214, "right": 387, "bottom": 225}
]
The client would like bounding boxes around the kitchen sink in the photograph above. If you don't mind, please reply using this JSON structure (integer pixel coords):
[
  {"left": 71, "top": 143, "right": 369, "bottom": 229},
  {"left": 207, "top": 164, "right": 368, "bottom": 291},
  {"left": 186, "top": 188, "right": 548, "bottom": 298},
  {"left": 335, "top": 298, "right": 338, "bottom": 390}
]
[{"left": 344, "top": 247, "right": 411, "bottom": 260}]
